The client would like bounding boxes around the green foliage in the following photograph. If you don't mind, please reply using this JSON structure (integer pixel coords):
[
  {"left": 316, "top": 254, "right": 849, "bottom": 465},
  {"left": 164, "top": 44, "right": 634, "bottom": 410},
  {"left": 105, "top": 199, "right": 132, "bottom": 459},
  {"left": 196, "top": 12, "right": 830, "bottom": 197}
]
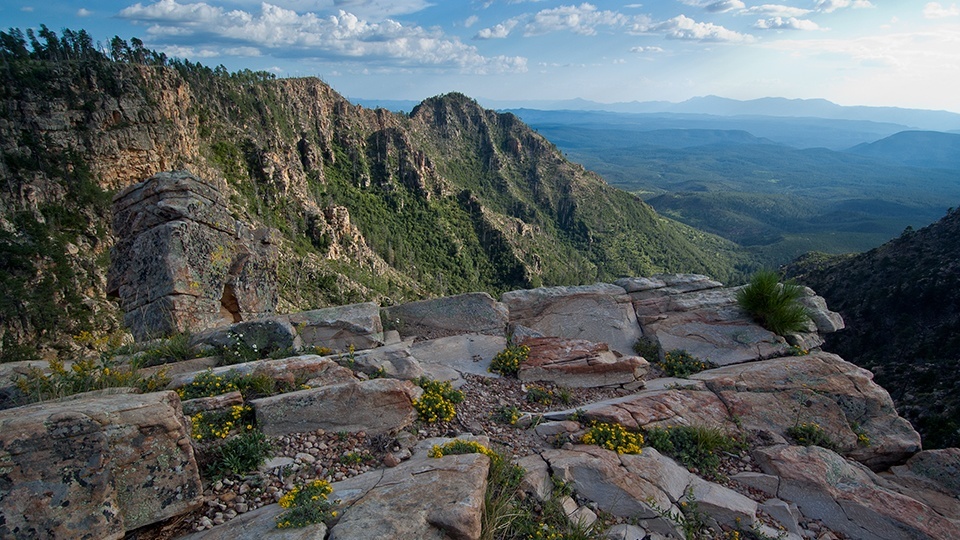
[
  {"left": 130, "top": 332, "right": 200, "bottom": 367},
  {"left": 658, "top": 349, "right": 714, "bottom": 378},
  {"left": 276, "top": 479, "right": 338, "bottom": 529},
  {"left": 189, "top": 405, "right": 255, "bottom": 441},
  {"left": 493, "top": 405, "right": 521, "bottom": 425},
  {"left": 644, "top": 425, "right": 742, "bottom": 479},
  {"left": 177, "top": 369, "right": 287, "bottom": 401},
  {"left": 489, "top": 343, "right": 530, "bottom": 377},
  {"left": 206, "top": 429, "right": 272, "bottom": 479},
  {"left": 581, "top": 422, "right": 644, "bottom": 454},
  {"left": 633, "top": 337, "right": 661, "bottom": 360},
  {"left": 786, "top": 422, "right": 839, "bottom": 451},
  {"left": 525, "top": 385, "right": 555, "bottom": 405},
  {"left": 429, "top": 439, "right": 499, "bottom": 460},
  {"left": 14, "top": 356, "right": 169, "bottom": 404},
  {"left": 737, "top": 270, "right": 810, "bottom": 335},
  {"left": 413, "top": 377, "right": 465, "bottom": 423}
]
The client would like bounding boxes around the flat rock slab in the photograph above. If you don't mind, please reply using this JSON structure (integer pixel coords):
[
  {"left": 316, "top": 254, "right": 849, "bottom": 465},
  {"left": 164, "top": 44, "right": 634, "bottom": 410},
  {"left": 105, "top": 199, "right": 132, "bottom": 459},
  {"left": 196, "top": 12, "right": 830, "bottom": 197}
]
[
  {"left": 382, "top": 292, "right": 508, "bottom": 340},
  {"left": 410, "top": 334, "right": 507, "bottom": 383},
  {"left": 168, "top": 355, "right": 356, "bottom": 391},
  {"left": 519, "top": 337, "right": 648, "bottom": 388},
  {"left": 252, "top": 378, "right": 419, "bottom": 436},
  {"left": 179, "top": 503, "right": 327, "bottom": 540},
  {"left": 283, "top": 302, "right": 384, "bottom": 352},
  {"left": 0, "top": 391, "right": 202, "bottom": 539},
  {"left": 329, "top": 437, "right": 491, "bottom": 540},
  {"left": 755, "top": 445, "right": 960, "bottom": 540},
  {"left": 693, "top": 352, "right": 921, "bottom": 471},
  {"left": 501, "top": 283, "right": 642, "bottom": 357},
  {"left": 882, "top": 448, "right": 960, "bottom": 519}
]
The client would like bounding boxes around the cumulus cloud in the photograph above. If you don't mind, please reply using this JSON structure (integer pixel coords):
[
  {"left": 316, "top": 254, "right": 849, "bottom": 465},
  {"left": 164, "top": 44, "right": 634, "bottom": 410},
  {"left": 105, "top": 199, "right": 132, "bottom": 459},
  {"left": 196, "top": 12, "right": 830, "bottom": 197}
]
[
  {"left": 118, "top": 1, "right": 526, "bottom": 73},
  {"left": 629, "top": 45, "right": 665, "bottom": 53},
  {"left": 755, "top": 17, "right": 821, "bottom": 30},
  {"left": 923, "top": 2, "right": 960, "bottom": 18},
  {"left": 77, "top": 8, "right": 93, "bottom": 17},
  {"left": 742, "top": 4, "right": 812, "bottom": 18},
  {"left": 654, "top": 14, "right": 755, "bottom": 42},
  {"left": 815, "top": 0, "right": 874, "bottom": 13},
  {"left": 475, "top": 19, "right": 518, "bottom": 39},
  {"left": 523, "top": 3, "right": 628, "bottom": 36}
]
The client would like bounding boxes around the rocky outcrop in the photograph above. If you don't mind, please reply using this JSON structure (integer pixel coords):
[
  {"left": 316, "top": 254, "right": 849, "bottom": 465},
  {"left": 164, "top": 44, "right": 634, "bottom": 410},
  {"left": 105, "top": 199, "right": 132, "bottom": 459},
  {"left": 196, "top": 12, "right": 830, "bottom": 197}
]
[
  {"left": 382, "top": 292, "right": 508, "bottom": 340},
  {"left": 252, "top": 378, "right": 420, "bottom": 436},
  {"left": 0, "top": 391, "right": 202, "bottom": 538},
  {"left": 755, "top": 445, "right": 960, "bottom": 540},
  {"left": 502, "top": 284, "right": 643, "bottom": 357},
  {"left": 284, "top": 303, "right": 385, "bottom": 352},
  {"left": 518, "top": 337, "right": 648, "bottom": 388},
  {"left": 108, "top": 171, "right": 278, "bottom": 340}
]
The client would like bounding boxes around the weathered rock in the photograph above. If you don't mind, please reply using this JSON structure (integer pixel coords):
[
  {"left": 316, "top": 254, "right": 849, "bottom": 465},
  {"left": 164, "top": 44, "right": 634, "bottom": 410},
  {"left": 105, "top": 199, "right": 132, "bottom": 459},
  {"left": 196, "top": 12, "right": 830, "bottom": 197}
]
[
  {"left": 687, "top": 476, "right": 758, "bottom": 528},
  {"left": 382, "top": 292, "right": 508, "bottom": 340},
  {"left": 730, "top": 472, "right": 780, "bottom": 498},
  {"left": 798, "top": 287, "right": 845, "bottom": 333},
  {"left": 882, "top": 448, "right": 960, "bottom": 520},
  {"left": 348, "top": 341, "right": 425, "bottom": 380},
  {"left": 755, "top": 445, "right": 960, "bottom": 540},
  {"left": 502, "top": 283, "right": 643, "bottom": 356},
  {"left": 329, "top": 437, "right": 491, "bottom": 540},
  {"left": 518, "top": 337, "right": 648, "bottom": 388},
  {"left": 410, "top": 334, "right": 507, "bottom": 384},
  {"left": 252, "top": 378, "right": 420, "bottom": 436},
  {"left": 0, "top": 360, "right": 48, "bottom": 409},
  {"left": 284, "top": 303, "right": 384, "bottom": 352},
  {"left": 616, "top": 274, "right": 723, "bottom": 296},
  {"left": 179, "top": 503, "right": 327, "bottom": 539},
  {"left": 0, "top": 391, "right": 202, "bottom": 538},
  {"left": 760, "top": 498, "right": 804, "bottom": 538},
  {"left": 694, "top": 352, "right": 921, "bottom": 470},
  {"left": 181, "top": 390, "right": 244, "bottom": 416},
  {"left": 618, "top": 447, "right": 693, "bottom": 503},
  {"left": 108, "top": 171, "right": 278, "bottom": 340},
  {"left": 168, "top": 355, "right": 356, "bottom": 392},
  {"left": 518, "top": 453, "right": 553, "bottom": 501},
  {"left": 191, "top": 318, "right": 297, "bottom": 358}
]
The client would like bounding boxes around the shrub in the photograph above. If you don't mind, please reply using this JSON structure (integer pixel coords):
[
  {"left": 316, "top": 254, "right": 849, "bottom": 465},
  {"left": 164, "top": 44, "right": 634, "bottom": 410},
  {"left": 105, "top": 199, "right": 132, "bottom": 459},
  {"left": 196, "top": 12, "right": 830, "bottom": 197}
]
[
  {"left": 786, "top": 422, "right": 839, "bottom": 451},
  {"left": 177, "top": 370, "right": 286, "bottom": 401},
  {"left": 276, "top": 479, "right": 339, "bottom": 529},
  {"left": 644, "top": 425, "right": 742, "bottom": 479},
  {"left": 206, "top": 429, "right": 272, "bottom": 478},
  {"left": 736, "top": 270, "right": 810, "bottom": 336},
  {"left": 493, "top": 405, "right": 521, "bottom": 425},
  {"left": 633, "top": 336, "right": 661, "bottom": 360},
  {"left": 525, "top": 385, "right": 555, "bottom": 405},
  {"left": 413, "top": 377, "right": 464, "bottom": 423},
  {"left": 658, "top": 349, "right": 714, "bottom": 378},
  {"left": 189, "top": 405, "right": 255, "bottom": 441},
  {"left": 14, "top": 356, "right": 169, "bottom": 404},
  {"left": 429, "top": 439, "right": 499, "bottom": 461},
  {"left": 489, "top": 343, "right": 530, "bottom": 377},
  {"left": 581, "top": 422, "right": 644, "bottom": 454}
]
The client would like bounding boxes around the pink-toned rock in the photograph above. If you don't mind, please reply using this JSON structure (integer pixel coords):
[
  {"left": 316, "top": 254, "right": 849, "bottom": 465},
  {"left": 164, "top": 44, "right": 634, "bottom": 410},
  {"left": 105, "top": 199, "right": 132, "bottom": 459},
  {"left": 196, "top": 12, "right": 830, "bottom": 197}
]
[
  {"left": 694, "top": 352, "right": 920, "bottom": 470},
  {"left": 882, "top": 448, "right": 960, "bottom": 520},
  {"left": 755, "top": 445, "right": 960, "bottom": 540},
  {"left": 576, "top": 386, "right": 737, "bottom": 433},
  {"left": 0, "top": 391, "right": 202, "bottom": 538},
  {"left": 518, "top": 337, "right": 648, "bottom": 388}
]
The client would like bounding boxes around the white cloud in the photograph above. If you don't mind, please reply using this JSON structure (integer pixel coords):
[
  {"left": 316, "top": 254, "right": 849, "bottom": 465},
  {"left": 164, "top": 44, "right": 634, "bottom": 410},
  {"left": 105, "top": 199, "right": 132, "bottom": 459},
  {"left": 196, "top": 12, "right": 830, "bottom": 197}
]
[
  {"left": 923, "top": 2, "right": 960, "bottom": 18},
  {"left": 815, "top": 0, "right": 874, "bottom": 13},
  {"left": 654, "top": 14, "right": 755, "bottom": 42},
  {"left": 464, "top": 15, "right": 479, "bottom": 28},
  {"left": 755, "top": 17, "right": 821, "bottom": 31},
  {"left": 629, "top": 45, "right": 664, "bottom": 53},
  {"left": 678, "top": 0, "right": 745, "bottom": 13},
  {"left": 77, "top": 8, "right": 93, "bottom": 17},
  {"left": 523, "top": 3, "right": 628, "bottom": 36},
  {"left": 741, "top": 4, "right": 812, "bottom": 18},
  {"left": 20, "top": 6, "right": 34, "bottom": 11},
  {"left": 118, "top": 1, "right": 526, "bottom": 73},
  {"left": 475, "top": 19, "right": 518, "bottom": 39}
]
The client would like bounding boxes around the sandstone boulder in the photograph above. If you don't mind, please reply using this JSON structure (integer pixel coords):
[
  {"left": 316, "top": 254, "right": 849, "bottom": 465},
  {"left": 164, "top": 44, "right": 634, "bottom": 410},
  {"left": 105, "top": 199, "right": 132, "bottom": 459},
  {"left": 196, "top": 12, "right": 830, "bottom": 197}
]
[
  {"left": 284, "top": 302, "right": 384, "bottom": 352},
  {"left": 179, "top": 503, "right": 327, "bottom": 540},
  {"left": 252, "top": 378, "right": 420, "bottom": 436},
  {"left": 518, "top": 337, "right": 648, "bottom": 388},
  {"left": 410, "top": 334, "right": 507, "bottom": 384},
  {"left": 382, "top": 292, "right": 508, "bottom": 340},
  {"left": 108, "top": 171, "right": 278, "bottom": 340},
  {"left": 694, "top": 352, "right": 921, "bottom": 470},
  {"left": 328, "top": 437, "right": 491, "bottom": 540},
  {"left": 502, "top": 283, "right": 642, "bottom": 357},
  {"left": 168, "top": 355, "right": 356, "bottom": 393},
  {"left": 882, "top": 448, "right": 960, "bottom": 520},
  {"left": 755, "top": 445, "right": 960, "bottom": 540},
  {"left": 0, "top": 391, "right": 202, "bottom": 538}
]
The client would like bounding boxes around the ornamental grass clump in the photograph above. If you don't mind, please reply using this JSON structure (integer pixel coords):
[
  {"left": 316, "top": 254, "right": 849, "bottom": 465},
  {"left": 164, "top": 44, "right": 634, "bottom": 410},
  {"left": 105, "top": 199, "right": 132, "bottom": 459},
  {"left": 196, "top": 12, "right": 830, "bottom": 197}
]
[
  {"left": 413, "top": 377, "right": 465, "bottom": 423},
  {"left": 489, "top": 343, "right": 530, "bottom": 377},
  {"left": 736, "top": 270, "right": 811, "bottom": 336},
  {"left": 581, "top": 422, "right": 644, "bottom": 454},
  {"left": 276, "top": 479, "right": 339, "bottom": 529}
]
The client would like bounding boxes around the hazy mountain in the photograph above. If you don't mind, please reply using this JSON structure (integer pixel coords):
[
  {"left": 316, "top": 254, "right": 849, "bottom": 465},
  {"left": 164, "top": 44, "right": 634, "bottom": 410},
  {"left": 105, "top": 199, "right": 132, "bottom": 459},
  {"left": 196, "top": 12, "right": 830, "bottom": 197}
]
[
  {"left": 847, "top": 131, "right": 960, "bottom": 170},
  {"left": 788, "top": 208, "right": 960, "bottom": 449}
]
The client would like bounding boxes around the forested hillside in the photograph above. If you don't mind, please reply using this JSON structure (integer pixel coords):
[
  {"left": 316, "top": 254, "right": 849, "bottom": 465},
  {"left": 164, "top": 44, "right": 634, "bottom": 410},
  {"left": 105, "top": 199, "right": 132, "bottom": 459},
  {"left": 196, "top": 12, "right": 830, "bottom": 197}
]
[{"left": 0, "top": 27, "right": 750, "bottom": 360}]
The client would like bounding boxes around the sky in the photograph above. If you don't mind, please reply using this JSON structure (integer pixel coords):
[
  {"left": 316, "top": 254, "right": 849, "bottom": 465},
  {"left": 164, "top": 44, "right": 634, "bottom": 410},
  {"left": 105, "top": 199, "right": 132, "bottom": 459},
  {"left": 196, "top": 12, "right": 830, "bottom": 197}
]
[{"left": 4, "top": 1, "right": 960, "bottom": 112}]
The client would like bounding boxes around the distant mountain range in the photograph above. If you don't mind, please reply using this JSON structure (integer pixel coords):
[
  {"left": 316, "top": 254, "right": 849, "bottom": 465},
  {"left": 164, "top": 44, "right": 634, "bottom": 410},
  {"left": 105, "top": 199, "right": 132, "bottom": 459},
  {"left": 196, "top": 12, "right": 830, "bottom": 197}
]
[{"left": 848, "top": 131, "right": 960, "bottom": 170}]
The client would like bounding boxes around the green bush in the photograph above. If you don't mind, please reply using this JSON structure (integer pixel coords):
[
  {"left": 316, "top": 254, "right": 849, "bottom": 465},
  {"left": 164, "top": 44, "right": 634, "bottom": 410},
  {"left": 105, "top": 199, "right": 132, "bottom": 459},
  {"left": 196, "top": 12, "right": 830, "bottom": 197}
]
[
  {"left": 786, "top": 422, "right": 839, "bottom": 451},
  {"left": 276, "top": 479, "right": 338, "bottom": 529},
  {"left": 205, "top": 430, "right": 272, "bottom": 479},
  {"left": 489, "top": 343, "right": 530, "bottom": 377},
  {"left": 644, "top": 425, "right": 742, "bottom": 479},
  {"left": 413, "top": 377, "right": 465, "bottom": 423},
  {"left": 658, "top": 349, "right": 714, "bottom": 378},
  {"left": 736, "top": 270, "right": 810, "bottom": 335}
]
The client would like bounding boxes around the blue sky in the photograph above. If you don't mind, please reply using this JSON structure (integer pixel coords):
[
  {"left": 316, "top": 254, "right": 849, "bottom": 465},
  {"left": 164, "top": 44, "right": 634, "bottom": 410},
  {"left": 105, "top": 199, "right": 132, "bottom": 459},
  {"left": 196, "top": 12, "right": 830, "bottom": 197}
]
[{"left": 4, "top": 1, "right": 960, "bottom": 112}]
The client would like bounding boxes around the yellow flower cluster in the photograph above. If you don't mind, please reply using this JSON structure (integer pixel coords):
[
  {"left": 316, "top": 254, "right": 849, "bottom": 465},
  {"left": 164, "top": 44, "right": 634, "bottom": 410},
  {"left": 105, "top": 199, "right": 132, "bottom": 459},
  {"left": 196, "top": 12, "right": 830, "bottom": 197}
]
[
  {"left": 489, "top": 344, "right": 530, "bottom": 377},
  {"left": 413, "top": 378, "right": 464, "bottom": 423},
  {"left": 581, "top": 422, "right": 644, "bottom": 454},
  {"left": 658, "top": 349, "right": 711, "bottom": 378},
  {"left": 428, "top": 439, "right": 498, "bottom": 461},
  {"left": 276, "top": 479, "right": 338, "bottom": 529},
  {"left": 190, "top": 405, "right": 254, "bottom": 440},
  {"left": 177, "top": 370, "right": 239, "bottom": 400}
]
